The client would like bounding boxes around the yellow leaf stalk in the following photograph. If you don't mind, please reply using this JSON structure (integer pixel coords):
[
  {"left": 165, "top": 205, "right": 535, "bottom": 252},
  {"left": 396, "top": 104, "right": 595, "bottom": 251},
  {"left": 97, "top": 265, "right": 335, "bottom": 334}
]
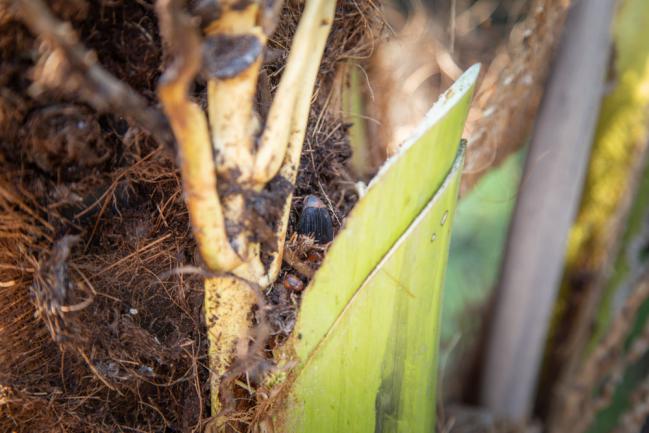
[
  {"left": 253, "top": 0, "right": 335, "bottom": 187},
  {"left": 156, "top": 0, "right": 241, "bottom": 273},
  {"left": 265, "top": 0, "right": 336, "bottom": 281},
  {"left": 157, "top": 0, "right": 337, "bottom": 418}
]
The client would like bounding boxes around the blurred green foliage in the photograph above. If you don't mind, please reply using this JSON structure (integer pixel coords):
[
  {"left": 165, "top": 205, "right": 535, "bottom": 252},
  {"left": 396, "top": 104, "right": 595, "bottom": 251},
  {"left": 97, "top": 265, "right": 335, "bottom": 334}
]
[{"left": 440, "top": 149, "right": 524, "bottom": 378}]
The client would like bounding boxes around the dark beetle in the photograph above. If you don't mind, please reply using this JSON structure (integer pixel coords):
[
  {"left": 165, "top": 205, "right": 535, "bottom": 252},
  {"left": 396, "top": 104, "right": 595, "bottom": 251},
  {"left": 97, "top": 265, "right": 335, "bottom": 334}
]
[
  {"left": 297, "top": 195, "right": 333, "bottom": 244},
  {"left": 283, "top": 273, "right": 305, "bottom": 292}
]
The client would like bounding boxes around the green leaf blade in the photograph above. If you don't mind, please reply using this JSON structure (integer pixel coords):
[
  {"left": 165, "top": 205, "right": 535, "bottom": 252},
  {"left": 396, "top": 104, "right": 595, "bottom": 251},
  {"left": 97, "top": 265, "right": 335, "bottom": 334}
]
[
  {"left": 285, "top": 148, "right": 464, "bottom": 433},
  {"left": 293, "top": 65, "right": 480, "bottom": 361},
  {"left": 276, "top": 65, "right": 479, "bottom": 433}
]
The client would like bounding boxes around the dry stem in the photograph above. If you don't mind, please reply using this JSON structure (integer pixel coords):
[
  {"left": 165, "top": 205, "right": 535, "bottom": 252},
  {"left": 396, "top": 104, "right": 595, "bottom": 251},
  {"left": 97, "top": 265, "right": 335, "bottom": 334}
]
[
  {"left": 204, "top": 276, "right": 257, "bottom": 415},
  {"left": 157, "top": 0, "right": 337, "bottom": 420},
  {"left": 253, "top": 0, "right": 336, "bottom": 187},
  {"left": 264, "top": 0, "right": 336, "bottom": 282},
  {"left": 205, "top": 4, "right": 267, "bottom": 262},
  {"left": 206, "top": 5, "right": 264, "bottom": 182},
  {"left": 156, "top": 0, "right": 241, "bottom": 272}
]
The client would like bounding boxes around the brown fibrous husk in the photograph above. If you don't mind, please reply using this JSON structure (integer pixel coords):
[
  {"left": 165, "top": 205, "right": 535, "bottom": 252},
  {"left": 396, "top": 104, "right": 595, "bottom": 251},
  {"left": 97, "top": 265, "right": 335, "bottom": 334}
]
[{"left": 0, "top": 0, "right": 380, "bottom": 431}]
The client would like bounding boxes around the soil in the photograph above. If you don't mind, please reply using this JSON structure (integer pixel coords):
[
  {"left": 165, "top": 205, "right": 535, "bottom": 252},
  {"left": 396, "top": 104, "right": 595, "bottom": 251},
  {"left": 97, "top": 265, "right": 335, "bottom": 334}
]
[{"left": 0, "top": 0, "right": 378, "bottom": 432}]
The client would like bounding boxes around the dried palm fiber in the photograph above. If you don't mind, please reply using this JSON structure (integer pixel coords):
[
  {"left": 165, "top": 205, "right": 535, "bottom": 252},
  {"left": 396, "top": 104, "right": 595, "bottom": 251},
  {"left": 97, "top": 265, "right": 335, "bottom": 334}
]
[
  {"left": 0, "top": 0, "right": 381, "bottom": 431},
  {"left": 0, "top": 149, "right": 212, "bottom": 433},
  {"left": 0, "top": 177, "right": 64, "bottom": 430},
  {"left": 363, "top": 0, "right": 571, "bottom": 195},
  {"left": 461, "top": 0, "right": 572, "bottom": 195}
]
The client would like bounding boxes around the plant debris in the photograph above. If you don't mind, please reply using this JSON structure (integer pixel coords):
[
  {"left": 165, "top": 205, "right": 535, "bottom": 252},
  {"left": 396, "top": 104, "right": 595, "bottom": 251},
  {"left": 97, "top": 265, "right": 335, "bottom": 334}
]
[{"left": 0, "top": 0, "right": 380, "bottom": 431}]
